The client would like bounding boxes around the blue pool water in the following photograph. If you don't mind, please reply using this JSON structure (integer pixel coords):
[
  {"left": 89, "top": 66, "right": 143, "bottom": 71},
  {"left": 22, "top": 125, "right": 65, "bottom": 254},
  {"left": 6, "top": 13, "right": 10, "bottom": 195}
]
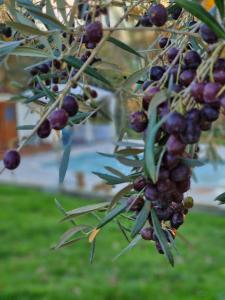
[
  {"left": 45, "top": 152, "right": 225, "bottom": 187},
  {"left": 46, "top": 152, "right": 132, "bottom": 175}
]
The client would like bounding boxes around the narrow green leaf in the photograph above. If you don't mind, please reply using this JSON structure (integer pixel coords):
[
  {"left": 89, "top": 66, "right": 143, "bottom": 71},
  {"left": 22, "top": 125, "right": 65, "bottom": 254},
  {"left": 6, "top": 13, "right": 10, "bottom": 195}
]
[
  {"left": 46, "top": 0, "right": 57, "bottom": 18},
  {"left": 215, "top": 0, "right": 224, "bottom": 18},
  {"left": 104, "top": 166, "right": 127, "bottom": 179},
  {"left": 144, "top": 91, "right": 168, "bottom": 183},
  {"left": 24, "top": 91, "right": 46, "bottom": 103},
  {"left": 151, "top": 209, "right": 174, "bottom": 267},
  {"left": 215, "top": 192, "right": 225, "bottom": 205},
  {"left": 17, "top": 125, "right": 35, "bottom": 130},
  {"left": 63, "top": 56, "right": 112, "bottom": 87},
  {"left": 110, "top": 184, "right": 133, "bottom": 209},
  {"left": 59, "top": 139, "right": 72, "bottom": 184},
  {"left": 69, "top": 112, "right": 90, "bottom": 125},
  {"left": 122, "top": 66, "right": 148, "bottom": 89},
  {"left": 25, "top": 6, "right": 67, "bottom": 30},
  {"left": 93, "top": 172, "right": 129, "bottom": 185},
  {"left": 180, "top": 157, "right": 206, "bottom": 167},
  {"left": 116, "top": 148, "right": 144, "bottom": 156},
  {"left": 89, "top": 239, "right": 96, "bottom": 264},
  {"left": 117, "top": 220, "right": 130, "bottom": 243},
  {"left": 175, "top": 0, "right": 225, "bottom": 39},
  {"left": 55, "top": 236, "right": 85, "bottom": 249},
  {"left": 7, "top": 21, "right": 48, "bottom": 36},
  {"left": 0, "top": 41, "right": 21, "bottom": 58},
  {"left": 113, "top": 235, "right": 142, "bottom": 261},
  {"left": 55, "top": 225, "right": 88, "bottom": 249},
  {"left": 131, "top": 201, "right": 151, "bottom": 238},
  {"left": 17, "top": 0, "right": 41, "bottom": 12},
  {"left": 11, "top": 46, "right": 51, "bottom": 58},
  {"left": 15, "top": 12, "right": 38, "bottom": 28},
  {"left": 107, "top": 36, "right": 144, "bottom": 59},
  {"left": 97, "top": 201, "right": 127, "bottom": 229},
  {"left": 55, "top": 198, "right": 76, "bottom": 226},
  {"left": 117, "top": 156, "right": 143, "bottom": 168},
  {"left": 62, "top": 202, "right": 109, "bottom": 221},
  {"left": 56, "top": 0, "right": 68, "bottom": 24},
  {"left": 36, "top": 76, "right": 56, "bottom": 103}
]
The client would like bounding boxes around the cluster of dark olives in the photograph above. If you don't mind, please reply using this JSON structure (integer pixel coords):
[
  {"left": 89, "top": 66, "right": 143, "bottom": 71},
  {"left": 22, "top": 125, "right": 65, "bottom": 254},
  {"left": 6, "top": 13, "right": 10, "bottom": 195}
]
[
  {"left": 129, "top": 11, "right": 224, "bottom": 253},
  {"left": 139, "top": 3, "right": 182, "bottom": 28}
]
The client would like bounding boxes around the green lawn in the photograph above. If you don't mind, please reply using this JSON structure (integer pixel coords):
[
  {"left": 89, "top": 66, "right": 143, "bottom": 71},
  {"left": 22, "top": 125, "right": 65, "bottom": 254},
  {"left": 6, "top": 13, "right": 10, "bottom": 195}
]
[{"left": 0, "top": 184, "right": 225, "bottom": 300}]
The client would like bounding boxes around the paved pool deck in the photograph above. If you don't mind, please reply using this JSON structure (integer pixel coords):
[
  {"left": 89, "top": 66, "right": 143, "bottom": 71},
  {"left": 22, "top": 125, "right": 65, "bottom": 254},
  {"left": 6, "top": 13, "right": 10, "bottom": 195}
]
[{"left": 0, "top": 141, "right": 225, "bottom": 210}]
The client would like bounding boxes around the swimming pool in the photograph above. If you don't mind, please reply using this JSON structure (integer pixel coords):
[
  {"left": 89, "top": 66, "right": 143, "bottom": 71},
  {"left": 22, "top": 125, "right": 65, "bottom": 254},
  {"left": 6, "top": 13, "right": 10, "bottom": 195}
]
[{"left": 45, "top": 152, "right": 225, "bottom": 188}]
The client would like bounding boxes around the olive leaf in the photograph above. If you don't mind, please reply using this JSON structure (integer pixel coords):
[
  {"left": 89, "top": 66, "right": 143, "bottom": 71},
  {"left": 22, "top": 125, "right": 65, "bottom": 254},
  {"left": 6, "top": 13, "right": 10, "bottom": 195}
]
[
  {"left": 6, "top": 21, "right": 48, "bottom": 36},
  {"left": 61, "top": 202, "right": 109, "bottom": 221},
  {"left": 175, "top": 0, "right": 225, "bottom": 39},
  {"left": 215, "top": 0, "right": 224, "bottom": 18},
  {"left": 131, "top": 201, "right": 151, "bottom": 238},
  {"left": 59, "top": 137, "right": 72, "bottom": 185},
  {"left": 24, "top": 6, "right": 67, "bottom": 30},
  {"left": 97, "top": 201, "right": 127, "bottom": 229},
  {"left": 180, "top": 157, "right": 206, "bottom": 167},
  {"left": 92, "top": 172, "right": 130, "bottom": 185},
  {"left": 144, "top": 91, "right": 168, "bottom": 183},
  {"left": 107, "top": 36, "right": 144, "bottom": 59},
  {"left": 11, "top": 46, "right": 51, "bottom": 58},
  {"left": 113, "top": 235, "right": 142, "bottom": 261},
  {"left": 63, "top": 56, "right": 112, "bottom": 87},
  {"left": 151, "top": 209, "right": 174, "bottom": 267},
  {"left": 0, "top": 41, "right": 21, "bottom": 58},
  {"left": 215, "top": 192, "right": 225, "bottom": 205},
  {"left": 110, "top": 183, "right": 133, "bottom": 209},
  {"left": 89, "top": 239, "right": 96, "bottom": 264},
  {"left": 55, "top": 225, "right": 89, "bottom": 249}
]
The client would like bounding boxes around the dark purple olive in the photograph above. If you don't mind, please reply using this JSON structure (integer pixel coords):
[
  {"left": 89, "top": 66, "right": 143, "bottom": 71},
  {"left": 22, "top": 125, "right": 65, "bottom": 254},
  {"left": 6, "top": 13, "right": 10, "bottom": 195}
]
[
  {"left": 167, "top": 135, "right": 185, "bottom": 155},
  {"left": 142, "top": 86, "right": 160, "bottom": 110},
  {"left": 171, "top": 212, "right": 184, "bottom": 229},
  {"left": 37, "top": 119, "right": 51, "bottom": 139},
  {"left": 49, "top": 109, "right": 68, "bottom": 130},
  {"left": 141, "top": 227, "right": 153, "bottom": 240},
  {"left": 85, "top": 21, "right": 103, "bottom": 43},
  {"left": 184, "top": 51, "right": 202, "bottom": 69},
  {"left": 201, "top": 105, "right": 219, "bottom": 122},
  {"left": 148, "top": 4, "right": 168, "bottom": 27},
  {"left": 129, "top": 111, "right": 148, "bottom": 132},
  {"left": 2, "top": 27, "right": 12, "bottom": 38},
  {"left": 171, "top": 6, "right": 182, "bottom": 20},
  {"left": 181, "top": 121, "right": 201, "bottom": 145},
  {"left": 167, "top": 47, "right": 179, "bottom": 63},
  {"left": 165, "top": 112, "right": 186, "bottom": 134},
  {"left": 3, "top": 150, "right": 21, "bottom": 170},
  {"left": 200, "top": 24, "right": 218, "bottom": 44},
  {"left": 139, "top": 14, "right": 152, "bottom": 27},
  {"left": 213, "top": 70, "right": 225, "bottom": 84},
  {"left": 203, "top": 82, "right": 221, "bottom": 103},
  {"left": 133, "top": 176, "right": 147, "bottom": 191},
  {"left": 159, "top": 37, "right": 170, "bottom": 49},
  {"left": 62, "top": 95, "right": 79, "bottom": 117},
  {"left": 163, "top": 152, "right": 179, "bottom": 169},
  {"left": 127, "top": 196, "right": 144, "bottom": 212},
  {"left": 150, "top": 66, "right": 165, "bottom": 81},
  {"left": 186, "top": 108, "right": 201, "bottom": 123},
  {"left": 170, "top": 163, "right": 190, "bottom": 182},
  {"left": 144, "top": 184, "right": 158, "bottom": 201},
  {"left": 176, "top": 178, "right": 191, "bottom": 193},
  {"left": 179, "top": 69, "right": 196, "bottom": 86},
  {"left": 190, "top": 82, "right": 205, "bottom": 103}
]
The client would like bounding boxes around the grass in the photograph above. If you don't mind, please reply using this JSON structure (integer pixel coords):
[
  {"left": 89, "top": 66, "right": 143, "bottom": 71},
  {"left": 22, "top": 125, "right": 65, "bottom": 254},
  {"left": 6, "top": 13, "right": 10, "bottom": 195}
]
[{"left": 0, "top": 184, "right": 225, "bottom": 300}]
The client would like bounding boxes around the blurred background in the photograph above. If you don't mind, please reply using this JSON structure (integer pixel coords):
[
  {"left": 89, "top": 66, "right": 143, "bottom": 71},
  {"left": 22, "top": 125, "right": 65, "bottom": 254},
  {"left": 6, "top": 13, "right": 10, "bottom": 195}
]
[{"left": 0, "top": 1, "right": 225, "bottom": 299}]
